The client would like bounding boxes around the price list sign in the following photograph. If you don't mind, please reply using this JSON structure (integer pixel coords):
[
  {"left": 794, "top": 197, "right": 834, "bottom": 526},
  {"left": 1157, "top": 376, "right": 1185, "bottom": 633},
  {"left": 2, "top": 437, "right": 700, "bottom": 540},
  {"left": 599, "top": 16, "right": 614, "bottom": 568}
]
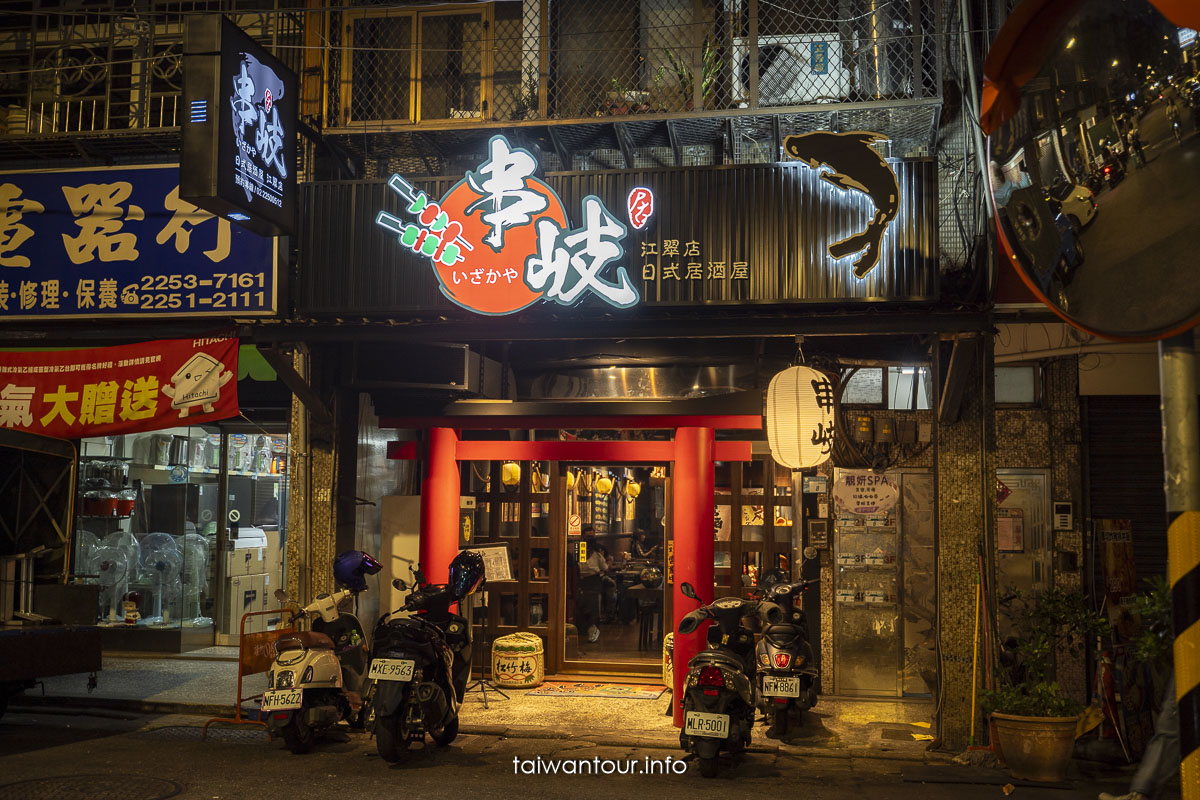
[{"left": 0, "top": 165, "right": 277, "bottom": 320}]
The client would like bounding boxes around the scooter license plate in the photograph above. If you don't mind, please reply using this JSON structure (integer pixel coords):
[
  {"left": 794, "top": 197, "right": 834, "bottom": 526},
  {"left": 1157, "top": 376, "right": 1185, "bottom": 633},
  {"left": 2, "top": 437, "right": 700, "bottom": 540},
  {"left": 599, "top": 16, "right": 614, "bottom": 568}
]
[
  {"left": 684, "top": 711, "right": 729, "bottom": 739},
  {"left": 761, "top": 675, "right": 801, "bottom": 698},
  {"left": 368, "top": 658, "right": 416, "bottom": 682},
  {"left": 261, "top": 689, "right": 304, "bottom": 711}
]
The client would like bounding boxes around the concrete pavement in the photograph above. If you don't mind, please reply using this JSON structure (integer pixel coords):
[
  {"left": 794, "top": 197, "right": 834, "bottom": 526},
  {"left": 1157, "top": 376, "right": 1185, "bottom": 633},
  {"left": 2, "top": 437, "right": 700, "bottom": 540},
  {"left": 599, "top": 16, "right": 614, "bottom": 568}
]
[{"left": 0, "top": 706, "right": 1157, "bottom": 800}]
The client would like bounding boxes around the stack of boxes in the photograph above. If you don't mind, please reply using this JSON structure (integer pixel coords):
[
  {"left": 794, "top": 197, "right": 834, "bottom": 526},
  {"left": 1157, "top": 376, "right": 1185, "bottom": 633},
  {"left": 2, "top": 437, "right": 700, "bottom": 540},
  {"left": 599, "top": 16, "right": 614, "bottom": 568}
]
[{"left": 223, "top": 529, "right": 285, "bottom": 636}]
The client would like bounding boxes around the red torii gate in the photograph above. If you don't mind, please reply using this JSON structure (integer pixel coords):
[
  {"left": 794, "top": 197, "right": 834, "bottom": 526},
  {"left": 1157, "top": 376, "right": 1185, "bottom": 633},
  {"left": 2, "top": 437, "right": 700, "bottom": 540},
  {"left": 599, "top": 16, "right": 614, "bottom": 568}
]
[{"left": 383, "top": 411, "right": 762, "bottom": 727}]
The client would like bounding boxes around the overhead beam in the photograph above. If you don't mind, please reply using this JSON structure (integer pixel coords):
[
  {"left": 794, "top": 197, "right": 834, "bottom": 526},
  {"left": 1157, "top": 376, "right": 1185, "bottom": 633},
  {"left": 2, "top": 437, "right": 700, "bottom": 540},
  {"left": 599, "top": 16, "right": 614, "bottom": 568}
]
[
  {"left": 258, "top": 346, "right": 333, "bottom": 425},
  {"left": 614, "top": 122, "right": 636, "bottom": 169},
  {"left": 546, "top": 126, "right": 571, "bottom": 170},
  {"left": 666, "top": 119, "right": 682, "bottom": 166},
  {"left": 386, "top": 439, "right": 754, "bottom": 462}
]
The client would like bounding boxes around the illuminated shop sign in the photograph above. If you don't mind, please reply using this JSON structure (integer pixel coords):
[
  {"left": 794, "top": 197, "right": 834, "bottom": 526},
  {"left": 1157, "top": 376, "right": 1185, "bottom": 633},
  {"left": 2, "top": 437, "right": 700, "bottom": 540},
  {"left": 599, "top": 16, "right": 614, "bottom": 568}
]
[
  {"left": 783, "top": 131, "right": 900, "bottom": 278},
  {"left": 0, "top": 165, "right": 276, "bottom": 320},
  {"left": 376, "top": 135, "right": 643, "bottom": 316},
  {"left": 181, "top": 15, "right": 297, "bottom": 237}
]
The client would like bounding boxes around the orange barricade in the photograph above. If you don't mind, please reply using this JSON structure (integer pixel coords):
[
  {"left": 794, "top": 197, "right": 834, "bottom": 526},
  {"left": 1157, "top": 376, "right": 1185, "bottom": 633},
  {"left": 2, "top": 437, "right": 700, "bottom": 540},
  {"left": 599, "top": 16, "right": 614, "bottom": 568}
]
[{"left": 202, "top": 608, "right": 295, "bottom": 739}]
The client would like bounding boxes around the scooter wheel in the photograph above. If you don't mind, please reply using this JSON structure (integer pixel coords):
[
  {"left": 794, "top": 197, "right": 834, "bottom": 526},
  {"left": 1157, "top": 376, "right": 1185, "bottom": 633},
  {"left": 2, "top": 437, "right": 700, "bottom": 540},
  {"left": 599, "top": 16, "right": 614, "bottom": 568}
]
[
  {"left": 772, "top": 707, "right": 789, "bottom": 737},
  {"left": 698, "top": 756, "right": 719, "bottom": 778},
  {"left": 375, "top": 714, "right": 411, "bottom": 763},
  {"left": 281, "top": 715, "right": 314, "bottom": 755},
  {"left": 432, "top": 716, "right": 459, "bottom": 746}
]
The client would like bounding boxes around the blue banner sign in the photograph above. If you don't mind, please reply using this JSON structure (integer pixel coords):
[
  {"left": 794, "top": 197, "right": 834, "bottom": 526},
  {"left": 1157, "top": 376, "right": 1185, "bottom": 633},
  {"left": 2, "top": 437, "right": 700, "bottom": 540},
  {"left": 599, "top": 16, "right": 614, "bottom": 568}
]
[
  {"left": 0, "top": 164, "right": 277, "bottom": 320},
  {"left": 810, "top": 42, "right": 830, "bottom": 75}
]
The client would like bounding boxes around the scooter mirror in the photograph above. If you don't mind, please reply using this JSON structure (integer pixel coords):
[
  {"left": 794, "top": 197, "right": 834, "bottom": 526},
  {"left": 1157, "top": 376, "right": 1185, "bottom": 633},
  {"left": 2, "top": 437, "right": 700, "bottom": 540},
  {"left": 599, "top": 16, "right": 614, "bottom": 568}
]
[
  {"left": 803, "top": 546, "right": 818, "bottom": 561},
  {"left": 983, "top": 0, "right": 1200, "bottom": 340},
  {"left": 680, "top": 582, "right": 699, "bottom": 601},
  {"left": 392, "top": 578, "right": 408, "bottom": 591}
]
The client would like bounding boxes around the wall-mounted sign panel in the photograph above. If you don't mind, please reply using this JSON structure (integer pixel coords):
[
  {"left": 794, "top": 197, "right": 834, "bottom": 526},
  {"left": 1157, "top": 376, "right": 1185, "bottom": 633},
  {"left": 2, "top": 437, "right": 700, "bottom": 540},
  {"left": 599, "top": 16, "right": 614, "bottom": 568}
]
[
  {"left": 0, "top": 333, "right": 239, "bottom": 439},
  {"left": 376, "top": 135, "right": 640, "bottom": 316},
  {"left": 300, "top": 151, "right": 936, "bottom": 316},
  {"left": 181, "top": 15, "right": 297, "bottom": 237},
  {"left": 0, "top": 166, "right": 277, "bottom": 320}
]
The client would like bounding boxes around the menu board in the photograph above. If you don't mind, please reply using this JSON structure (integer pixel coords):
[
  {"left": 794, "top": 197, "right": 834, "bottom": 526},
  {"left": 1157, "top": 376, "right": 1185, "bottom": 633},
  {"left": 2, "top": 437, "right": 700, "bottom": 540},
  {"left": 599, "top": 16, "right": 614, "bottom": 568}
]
[{"left": 467, "top": 545, "right": 512, "bottom": 582}]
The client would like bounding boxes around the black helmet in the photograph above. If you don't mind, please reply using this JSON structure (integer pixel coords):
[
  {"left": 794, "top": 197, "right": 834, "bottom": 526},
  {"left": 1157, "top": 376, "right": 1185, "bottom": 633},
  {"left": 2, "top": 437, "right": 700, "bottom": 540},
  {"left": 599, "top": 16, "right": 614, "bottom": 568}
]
[
  {"left": 758, "top": 567, "right": 789, "bottom": 589},
  {"left": 448, "top": 550, "right": 486, "bottom": 600},
  {"left": 333, "top": 550, "right": 383, "bottom": 592}
]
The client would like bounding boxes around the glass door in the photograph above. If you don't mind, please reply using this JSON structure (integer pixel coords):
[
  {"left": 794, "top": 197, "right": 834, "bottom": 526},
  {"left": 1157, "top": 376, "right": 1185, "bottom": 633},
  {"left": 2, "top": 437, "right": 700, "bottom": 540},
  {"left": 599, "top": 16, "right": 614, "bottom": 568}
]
[{"left": 561, "top": 462, "right": 665, "bottom": 674}]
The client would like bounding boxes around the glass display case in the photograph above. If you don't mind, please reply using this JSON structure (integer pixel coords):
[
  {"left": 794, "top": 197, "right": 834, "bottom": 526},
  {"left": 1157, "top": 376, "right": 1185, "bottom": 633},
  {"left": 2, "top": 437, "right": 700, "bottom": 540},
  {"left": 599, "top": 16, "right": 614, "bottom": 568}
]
[{"left": 71, "top": 425, "right": 290, "bottom": 650}]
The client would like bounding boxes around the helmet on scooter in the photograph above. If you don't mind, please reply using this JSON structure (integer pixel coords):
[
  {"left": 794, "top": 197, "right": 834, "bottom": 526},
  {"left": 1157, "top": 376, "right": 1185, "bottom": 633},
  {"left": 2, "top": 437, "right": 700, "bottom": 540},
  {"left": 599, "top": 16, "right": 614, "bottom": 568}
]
[
  {"left": 332, "top": 550, "right": 383, "bottom": 592},
  {"left": 448, "top": 550, "right": 486, "bottom": 600},
  {"left": 758, "top": 567, "right": 789, "bottom": 589}
]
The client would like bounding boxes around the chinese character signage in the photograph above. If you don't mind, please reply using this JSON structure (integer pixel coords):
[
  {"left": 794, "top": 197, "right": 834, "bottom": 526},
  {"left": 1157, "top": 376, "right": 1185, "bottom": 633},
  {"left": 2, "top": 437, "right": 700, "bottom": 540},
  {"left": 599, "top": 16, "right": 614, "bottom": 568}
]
[
  {"left": 376, "top": 135, "right": 640, "bottom": 316},
  {"left": 181, "top": 15, "right": 297, "bottom": 237},
  {"left": 832, "top": 468, "right": 899, "bottom": 516},
  {"left": 765, "top": 366, "right": 837, "bottom": 469},
  {"left": 0, "top": 166, "right": 276, "bottom": 320},
  {"left": 0, "top": 334, "right": 239, "bottom": 439}
]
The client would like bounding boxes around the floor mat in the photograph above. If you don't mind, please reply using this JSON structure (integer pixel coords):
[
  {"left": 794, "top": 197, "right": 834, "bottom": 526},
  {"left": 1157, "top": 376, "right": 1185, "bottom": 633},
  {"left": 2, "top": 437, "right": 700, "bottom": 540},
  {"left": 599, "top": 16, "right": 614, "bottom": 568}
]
[{"left": 527, "top": 681, "right": 667, "bottom": 699}]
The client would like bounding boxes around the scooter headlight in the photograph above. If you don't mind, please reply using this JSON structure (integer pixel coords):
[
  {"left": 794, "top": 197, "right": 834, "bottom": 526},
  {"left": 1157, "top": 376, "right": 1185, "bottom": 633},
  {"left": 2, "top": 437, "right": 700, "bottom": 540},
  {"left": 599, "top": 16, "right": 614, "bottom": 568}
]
[
  {"left": 276, "top": 670, "right": 295, "bottom": 689},
  {"left": 301, "top": 666, "right": 314, "bottom": 684}
]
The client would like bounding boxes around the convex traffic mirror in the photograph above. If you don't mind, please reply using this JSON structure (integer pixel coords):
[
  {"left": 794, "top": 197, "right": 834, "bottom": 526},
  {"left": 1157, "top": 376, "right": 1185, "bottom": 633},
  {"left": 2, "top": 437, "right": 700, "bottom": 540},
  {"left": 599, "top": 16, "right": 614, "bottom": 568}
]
[{"left": 984, "top": 0, "right": 1200, "bottom": 339}]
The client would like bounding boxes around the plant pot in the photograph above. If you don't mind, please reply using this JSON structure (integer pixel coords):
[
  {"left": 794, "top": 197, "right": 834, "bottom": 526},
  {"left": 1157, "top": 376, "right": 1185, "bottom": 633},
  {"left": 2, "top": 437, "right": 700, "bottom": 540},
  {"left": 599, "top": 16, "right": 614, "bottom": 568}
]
[{"left": 990, "top": 712, "right": 1078, "bottom": 782}]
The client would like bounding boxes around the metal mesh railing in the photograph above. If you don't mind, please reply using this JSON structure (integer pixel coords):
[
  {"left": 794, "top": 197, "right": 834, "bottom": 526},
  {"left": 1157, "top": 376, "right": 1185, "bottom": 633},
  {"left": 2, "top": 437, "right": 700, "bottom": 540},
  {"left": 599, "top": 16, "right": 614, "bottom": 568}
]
[
  {"left": 326, "top": 0, "right": 941, "bottom": 130},
  {"left": 0, "top": 3, "right": 305, "bottom": 137}
]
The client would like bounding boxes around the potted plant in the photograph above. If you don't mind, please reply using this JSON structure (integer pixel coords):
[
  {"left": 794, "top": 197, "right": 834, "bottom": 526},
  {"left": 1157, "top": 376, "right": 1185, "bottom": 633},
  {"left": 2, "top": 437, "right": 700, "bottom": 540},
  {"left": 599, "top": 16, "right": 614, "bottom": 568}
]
[
  {"left": 981, "top": 587, "right": 1110, "bottom": 783},
  {"left": 665, "top": 39, "right": 721, "bottom": 111}
]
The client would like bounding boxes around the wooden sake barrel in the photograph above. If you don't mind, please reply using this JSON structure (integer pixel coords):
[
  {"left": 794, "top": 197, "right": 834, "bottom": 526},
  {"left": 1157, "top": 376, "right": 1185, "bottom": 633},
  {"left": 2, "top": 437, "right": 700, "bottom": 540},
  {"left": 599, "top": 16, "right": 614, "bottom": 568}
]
[{"left": 492, "top": 632, "right": 545, "bottom": 688}]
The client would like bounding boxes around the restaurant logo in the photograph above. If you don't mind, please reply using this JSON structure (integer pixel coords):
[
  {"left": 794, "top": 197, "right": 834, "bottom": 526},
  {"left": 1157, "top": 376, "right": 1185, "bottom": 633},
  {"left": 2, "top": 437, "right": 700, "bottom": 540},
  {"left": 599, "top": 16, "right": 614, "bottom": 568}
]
[
  {"left": 783, "top": 131, "right": 899, "bottom": 279},
  {"left": 626, "top": 187, "right": 654, "bottom": 230},
  {"left": 229, "top": 53, "right": 288, "bottom": 210},
  {"left": 376, "top": 135, "right": 640, "bottom": 316}
]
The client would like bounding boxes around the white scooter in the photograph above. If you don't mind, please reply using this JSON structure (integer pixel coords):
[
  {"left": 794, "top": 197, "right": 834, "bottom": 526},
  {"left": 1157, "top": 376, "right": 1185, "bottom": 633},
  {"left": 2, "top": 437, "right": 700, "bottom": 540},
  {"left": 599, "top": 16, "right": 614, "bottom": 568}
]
[{"left": 262, "top": 551, "right": 379, "bottom": 754}]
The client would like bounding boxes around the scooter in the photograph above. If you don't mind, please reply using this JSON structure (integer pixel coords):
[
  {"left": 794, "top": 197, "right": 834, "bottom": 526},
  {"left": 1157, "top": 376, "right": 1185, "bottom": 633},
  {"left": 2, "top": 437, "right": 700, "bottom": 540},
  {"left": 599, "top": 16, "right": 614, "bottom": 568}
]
[
  {"left": 753, "top": 577, "right": 819, "bottom": 736},
  {"left": 262, "top": 551, "right": 380, "bottom": 754},
  {"left": 366, "top": 550, "right": 485, "bottom": 763},
  {"left": 676, "top": 581, "right": 782, "bottom": 778}
]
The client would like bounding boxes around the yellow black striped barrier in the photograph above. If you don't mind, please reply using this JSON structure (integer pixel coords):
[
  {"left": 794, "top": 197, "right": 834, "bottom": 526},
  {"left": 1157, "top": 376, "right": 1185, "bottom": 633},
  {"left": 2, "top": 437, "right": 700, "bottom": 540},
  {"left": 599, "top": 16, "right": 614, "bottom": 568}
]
[{"left": 1169, "top": 509, "right": 1200, "bottom": 799}]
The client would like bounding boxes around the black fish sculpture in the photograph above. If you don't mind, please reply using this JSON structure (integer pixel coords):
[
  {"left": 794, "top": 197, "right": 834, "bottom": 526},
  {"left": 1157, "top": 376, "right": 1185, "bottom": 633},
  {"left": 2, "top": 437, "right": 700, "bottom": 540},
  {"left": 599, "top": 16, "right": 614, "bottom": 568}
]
[{"left": 784, "top": 131, "right": 899, "bottom": 278}]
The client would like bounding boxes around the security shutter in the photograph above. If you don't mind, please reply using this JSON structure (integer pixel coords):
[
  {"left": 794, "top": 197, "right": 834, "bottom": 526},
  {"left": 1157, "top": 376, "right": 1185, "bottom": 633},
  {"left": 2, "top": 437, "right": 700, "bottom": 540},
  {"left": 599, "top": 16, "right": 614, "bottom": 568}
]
[{"left": 1084, "top": 396, "right": 1168, "bottom": 584}]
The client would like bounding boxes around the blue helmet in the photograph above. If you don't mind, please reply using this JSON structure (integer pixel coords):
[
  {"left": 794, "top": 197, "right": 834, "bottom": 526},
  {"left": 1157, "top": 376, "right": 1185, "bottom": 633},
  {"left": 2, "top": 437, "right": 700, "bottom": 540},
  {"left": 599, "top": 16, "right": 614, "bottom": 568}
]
[{"left": 333, "top": 550, "right": 382, "bottom": 592}]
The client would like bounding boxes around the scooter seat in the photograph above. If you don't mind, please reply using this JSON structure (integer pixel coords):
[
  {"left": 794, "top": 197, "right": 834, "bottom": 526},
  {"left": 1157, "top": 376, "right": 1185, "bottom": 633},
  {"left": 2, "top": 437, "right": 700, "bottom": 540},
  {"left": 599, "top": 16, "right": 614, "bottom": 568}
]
[
  {"left": 690, "top": 649, "right": 745, "bottom": 672},
  {"left": 276, "top": 631, "right": 335, "bottom": 651}
]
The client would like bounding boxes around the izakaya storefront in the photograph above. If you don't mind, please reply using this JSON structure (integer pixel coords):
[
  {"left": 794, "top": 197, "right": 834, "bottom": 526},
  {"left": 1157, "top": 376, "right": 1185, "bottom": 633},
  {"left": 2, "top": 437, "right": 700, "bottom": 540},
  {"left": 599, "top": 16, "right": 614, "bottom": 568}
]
[{"left": 303, "top": 132, "right": 958, "bottom": 706}]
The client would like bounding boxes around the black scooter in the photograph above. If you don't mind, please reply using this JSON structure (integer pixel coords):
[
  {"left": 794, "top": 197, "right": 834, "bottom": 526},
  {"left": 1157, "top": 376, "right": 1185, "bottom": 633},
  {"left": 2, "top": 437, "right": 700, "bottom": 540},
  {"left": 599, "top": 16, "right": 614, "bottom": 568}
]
[
  {"left": 753, "top": 578, "right": 819, "bottom": 736},
  {"left": 676, "top": 581, "right": 782, "bottom": 778},
  {"left": 365, "top": 553, "right": 483, "bottom": 763}
]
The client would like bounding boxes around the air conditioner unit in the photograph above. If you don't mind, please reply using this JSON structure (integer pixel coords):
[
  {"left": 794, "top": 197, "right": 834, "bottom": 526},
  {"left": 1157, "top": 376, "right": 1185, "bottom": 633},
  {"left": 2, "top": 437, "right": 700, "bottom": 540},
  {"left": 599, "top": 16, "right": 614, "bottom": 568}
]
[{"left": 733, "top": 34, "right": 850, "bottom": 106}]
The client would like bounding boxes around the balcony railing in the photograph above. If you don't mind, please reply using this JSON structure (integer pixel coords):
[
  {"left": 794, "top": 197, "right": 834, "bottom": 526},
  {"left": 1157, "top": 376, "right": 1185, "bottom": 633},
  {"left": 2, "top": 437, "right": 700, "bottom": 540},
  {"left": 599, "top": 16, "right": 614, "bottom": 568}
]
[
  {"left": 324, "top": 0, "right": 941, "bottom": 132},
  {"left": 0, "top": 4, "right": 305, "bottom": 138}
]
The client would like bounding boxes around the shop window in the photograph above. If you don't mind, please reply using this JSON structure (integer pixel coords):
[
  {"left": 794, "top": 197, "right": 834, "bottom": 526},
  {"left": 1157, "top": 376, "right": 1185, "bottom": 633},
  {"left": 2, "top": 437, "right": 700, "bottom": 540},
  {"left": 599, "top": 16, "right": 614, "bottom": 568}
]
[
  {"left": 841, "top": 368, "right": 884, "bottom": 405},
  {"left": 995, "top": 365, "right": 1041, "bottom": 406},
  {"left": 887, "top": 367, "right": 933, "bottom": 411},
  {"left": 842, "top": 366, "right": 932, "bottom": 410}
]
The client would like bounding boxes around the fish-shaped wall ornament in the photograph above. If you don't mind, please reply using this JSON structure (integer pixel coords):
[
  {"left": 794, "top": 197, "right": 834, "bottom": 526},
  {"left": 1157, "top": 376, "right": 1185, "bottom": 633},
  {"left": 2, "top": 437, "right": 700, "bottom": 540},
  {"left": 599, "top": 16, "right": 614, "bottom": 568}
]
[{"left": 783, "top": 131, "right": 900, "bottom": 279}]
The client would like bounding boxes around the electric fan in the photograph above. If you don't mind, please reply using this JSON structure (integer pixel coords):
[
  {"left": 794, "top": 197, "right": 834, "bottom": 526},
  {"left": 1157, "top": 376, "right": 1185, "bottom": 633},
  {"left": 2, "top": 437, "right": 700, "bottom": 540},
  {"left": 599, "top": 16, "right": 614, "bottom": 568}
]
[
  {"left": 88, "top": 546, "right": 129, "bottom": 622},
  {"left": 178, "top": 533, "right": 211, "bottom": 626},
  {"left": 138, "top": 533, "right": 182, "bottom": 624}
]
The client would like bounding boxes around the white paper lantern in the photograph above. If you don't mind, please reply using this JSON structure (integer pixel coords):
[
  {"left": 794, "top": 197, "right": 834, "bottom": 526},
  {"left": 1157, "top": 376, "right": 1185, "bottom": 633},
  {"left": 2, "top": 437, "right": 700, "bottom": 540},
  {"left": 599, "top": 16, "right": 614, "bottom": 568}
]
[{"left": 766, "top": 366, "right": 837, "bottom": 469}]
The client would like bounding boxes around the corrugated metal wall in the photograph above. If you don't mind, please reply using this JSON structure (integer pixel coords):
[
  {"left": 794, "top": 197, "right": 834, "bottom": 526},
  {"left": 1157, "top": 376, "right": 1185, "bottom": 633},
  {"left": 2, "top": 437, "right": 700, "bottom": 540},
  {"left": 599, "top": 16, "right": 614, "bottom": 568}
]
[
  {"left": 298, "top": 160, "right": 938, "bottom": 316},
  {"left": 1084, "top": 396, "right": 1168, "bottom": 583}
]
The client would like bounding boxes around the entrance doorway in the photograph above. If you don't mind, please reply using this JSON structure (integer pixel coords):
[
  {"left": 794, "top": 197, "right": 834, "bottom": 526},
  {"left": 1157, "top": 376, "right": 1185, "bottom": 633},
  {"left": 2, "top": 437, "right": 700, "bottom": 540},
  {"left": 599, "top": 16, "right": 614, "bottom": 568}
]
[{"left": 561, "top": 463, "right": 668, "bottom": 672}]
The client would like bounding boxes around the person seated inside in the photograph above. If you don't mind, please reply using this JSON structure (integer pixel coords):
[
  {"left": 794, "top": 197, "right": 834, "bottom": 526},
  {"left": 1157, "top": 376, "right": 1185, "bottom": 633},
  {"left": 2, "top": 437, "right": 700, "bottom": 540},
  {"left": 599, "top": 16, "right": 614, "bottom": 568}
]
[{"left": 632, "top": 530, "right": 660, "bottom": 560}]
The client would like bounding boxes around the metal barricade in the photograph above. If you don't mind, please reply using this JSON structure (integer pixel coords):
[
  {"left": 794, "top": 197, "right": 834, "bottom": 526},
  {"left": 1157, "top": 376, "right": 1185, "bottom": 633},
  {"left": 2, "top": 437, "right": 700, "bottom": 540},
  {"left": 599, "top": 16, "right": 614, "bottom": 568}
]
[{"left": 202, "top": 609, "right": 294, "bottom": 739}]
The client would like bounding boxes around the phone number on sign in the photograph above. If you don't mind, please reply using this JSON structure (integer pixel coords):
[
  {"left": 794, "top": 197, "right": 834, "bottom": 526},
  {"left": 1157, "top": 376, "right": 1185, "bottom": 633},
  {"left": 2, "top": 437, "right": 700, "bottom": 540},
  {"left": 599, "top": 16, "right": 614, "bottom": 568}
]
[{"left": 133, "top": 272, "right": 269, "bottom": 311}]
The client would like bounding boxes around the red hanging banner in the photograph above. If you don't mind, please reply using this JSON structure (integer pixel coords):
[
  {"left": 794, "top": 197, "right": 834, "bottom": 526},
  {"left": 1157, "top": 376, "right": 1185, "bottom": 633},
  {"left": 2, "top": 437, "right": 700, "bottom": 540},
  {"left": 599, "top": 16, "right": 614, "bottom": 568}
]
[{"left": 0, "top": 333, "right": 239, "bottom": 439}]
